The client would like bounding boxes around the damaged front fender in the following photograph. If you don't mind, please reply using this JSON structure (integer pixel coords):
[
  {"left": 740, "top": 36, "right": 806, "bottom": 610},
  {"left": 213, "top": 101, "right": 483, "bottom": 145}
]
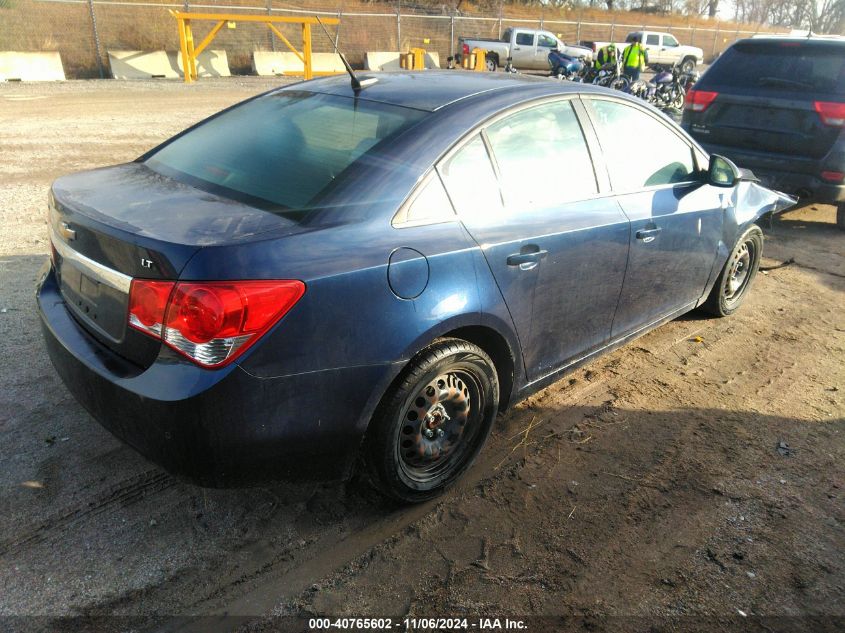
[{"left": 731, "top": 180, "right": 798, "bottom": 227}]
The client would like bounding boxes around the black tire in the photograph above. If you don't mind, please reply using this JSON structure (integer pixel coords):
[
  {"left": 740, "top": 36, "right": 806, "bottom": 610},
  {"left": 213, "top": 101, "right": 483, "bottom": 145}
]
[
  {"left": 702, "top": 225, "right": 764, "bottom": 317},
  {"left": 680, "top": 57, "right": 696, "bottom": 74},
  {"left": 365, "top": 338, "right": 499, "bottom": 503},
  {"left": 837, "top": 202, "right": 845, "bottom": 231},
  {"left": 485, "top": 54, "right": 498, "bottom": 72}
]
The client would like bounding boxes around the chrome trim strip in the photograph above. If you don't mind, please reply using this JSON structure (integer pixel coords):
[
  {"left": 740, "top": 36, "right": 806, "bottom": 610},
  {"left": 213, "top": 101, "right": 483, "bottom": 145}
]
[{"left": 50, "top": 227, "right": 133, "bottom": 294}]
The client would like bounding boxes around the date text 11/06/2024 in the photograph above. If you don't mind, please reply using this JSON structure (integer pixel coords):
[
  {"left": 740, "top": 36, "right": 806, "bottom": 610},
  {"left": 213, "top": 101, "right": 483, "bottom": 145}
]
[{"left": 308, "top": 618, "right": 528, "bottom": 630}]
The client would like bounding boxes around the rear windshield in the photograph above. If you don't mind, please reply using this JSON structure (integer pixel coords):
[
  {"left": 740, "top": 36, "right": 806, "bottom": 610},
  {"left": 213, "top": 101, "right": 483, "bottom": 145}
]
[
  {"left": 703, "top": 41, "right": 845, "bottom": 96},
  {"left": 145, "top": 91, "right": 427, "bottom": 212}
]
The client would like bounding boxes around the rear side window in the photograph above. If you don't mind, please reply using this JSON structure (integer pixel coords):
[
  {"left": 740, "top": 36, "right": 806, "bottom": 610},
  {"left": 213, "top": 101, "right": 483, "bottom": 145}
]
[
  {"left": 439, "top": 135, "right": 503, "bottom": 219},
  {"left": 145, "top": 91, "right": 426, "bottom": 212},
  {"left": 590, "top": 99, "right": 696, "bottom": 191},
  {"left": 486, "top": 101, "right": 597, "bottom": 209},
  {"left": 516, "top": 32, "right": 534, "bottom": 46},
  {"left": 703, "top": 42, "right": 845, "bottom": 96}
]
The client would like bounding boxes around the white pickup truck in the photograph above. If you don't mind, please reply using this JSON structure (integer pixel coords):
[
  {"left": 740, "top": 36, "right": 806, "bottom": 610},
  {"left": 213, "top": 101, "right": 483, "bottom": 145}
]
[
  {"left": 582, "top": 31, "right": 704, "bottom": 73},
  {"left": 459, "top": 28, "right": 593, "bottom": 71}
]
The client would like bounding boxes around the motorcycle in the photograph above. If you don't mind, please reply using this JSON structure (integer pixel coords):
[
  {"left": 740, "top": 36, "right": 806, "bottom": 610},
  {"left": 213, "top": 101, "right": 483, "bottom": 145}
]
[
  {"left": 593, "top": 57, "right": 630, "bottom": 91},
  {"left": 548, "top": 49, "right": 585, "bottom": 81},
  {"left": 646, "top": 63, "right": 687, "bottom": 110}
]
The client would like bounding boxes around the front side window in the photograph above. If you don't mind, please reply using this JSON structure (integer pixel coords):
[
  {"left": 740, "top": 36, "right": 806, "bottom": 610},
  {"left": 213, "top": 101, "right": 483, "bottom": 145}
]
[
  {"left": 646, "top": 34, "right": 660, "bottom": 46},
  {"left": 486, "top": 101, "right": 597, "bottom": 209},
  {"left": 145, "top": 91, "right": 426, "bottom": 213},
  {"left": 663, "top": 34, "right": 679, "bottom": 47},
  {"left": 589, "top": 99, "right": 696, "bottom": 191},
  {"left": 516, "top": 32, "right": 535, "bottom": 46},
  {"left": 438, "top": 135, "right": 503, "bottom": 219},
  {"left": 537, "top": 34, "right": 557, "bottom": 48}
]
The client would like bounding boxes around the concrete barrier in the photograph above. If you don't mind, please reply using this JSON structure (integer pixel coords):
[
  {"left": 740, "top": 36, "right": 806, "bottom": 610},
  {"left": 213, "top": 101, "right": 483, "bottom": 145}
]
[
  {"left": 0, "top": 52, "right": 65, "bottom": 81},
  {"left": 253, "top": 51, "right": 345, "bottom": 76},
  {"left": 175, "top": 50, "right": 231, "bottom": 78},
  {"left": 108, "top": 51, "right": 180, "bottom": 79},
  {"left": 364, "top": 51, "right": 440, "bottom": 71}
]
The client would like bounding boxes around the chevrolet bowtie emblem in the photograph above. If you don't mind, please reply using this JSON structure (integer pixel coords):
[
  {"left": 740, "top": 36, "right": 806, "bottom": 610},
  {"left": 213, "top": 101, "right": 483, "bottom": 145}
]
[{"left": 59, "top": 221, "right": 76, "bottom": 241}]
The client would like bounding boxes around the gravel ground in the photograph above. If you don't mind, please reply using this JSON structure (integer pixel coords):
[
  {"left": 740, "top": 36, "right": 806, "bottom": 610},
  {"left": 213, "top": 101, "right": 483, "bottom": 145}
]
[{"left": 0, "top": 78, "right": 842, "bottom": 633}]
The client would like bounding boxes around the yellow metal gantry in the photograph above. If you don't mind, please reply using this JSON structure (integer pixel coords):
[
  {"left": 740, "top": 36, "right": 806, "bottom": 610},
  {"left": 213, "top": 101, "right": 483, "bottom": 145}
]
[{"left": 169, "top": 11, "right": 340, "bottom": 83}]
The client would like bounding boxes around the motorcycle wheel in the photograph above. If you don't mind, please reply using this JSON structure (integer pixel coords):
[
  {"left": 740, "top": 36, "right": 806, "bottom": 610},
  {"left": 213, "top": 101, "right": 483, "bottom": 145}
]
[
  {"left": 672, "top": 89, "right": 686, "bottom": 110},
  {"left": 609, "top": 76, "right": 630, "bottom": 91}
]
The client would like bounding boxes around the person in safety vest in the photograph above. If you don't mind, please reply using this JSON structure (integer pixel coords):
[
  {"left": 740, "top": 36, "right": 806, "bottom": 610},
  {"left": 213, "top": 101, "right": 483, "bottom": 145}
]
[
  {"left": 622, "top": 35, "right": 648, "bottom": 81},
  {"left": 594, "top": 43, "right": 618, "bottom": 70}
]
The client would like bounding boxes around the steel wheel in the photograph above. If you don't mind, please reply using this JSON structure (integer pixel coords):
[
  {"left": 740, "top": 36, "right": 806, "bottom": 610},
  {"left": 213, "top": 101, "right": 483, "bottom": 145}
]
[
  {"left": 366, "top": 338, "right": 499, "bottom": 503},
  {"left": 724, "top": 240, "right": 753, "bottom": 305},
  {"left": 702, "top": 225, "right": 763, "bottom": 317},
  {"left": 396, "top": 369, "right": 483, "bottom": 485}
]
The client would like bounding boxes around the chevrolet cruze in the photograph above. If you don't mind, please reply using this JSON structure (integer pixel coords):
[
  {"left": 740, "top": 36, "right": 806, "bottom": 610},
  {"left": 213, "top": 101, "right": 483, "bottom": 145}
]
[{"left": 38, "top": 72, "right": 794, "bottom": 502}]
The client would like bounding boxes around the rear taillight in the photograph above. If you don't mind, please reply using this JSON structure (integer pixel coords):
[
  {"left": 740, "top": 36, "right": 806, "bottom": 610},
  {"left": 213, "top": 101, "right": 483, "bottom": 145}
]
[
  {"left": 128, "top": 280, "right": 175, "bottom": 337},
  {"left": 462, "top": 43, "right": 469, "bottom": 56},
  {"left": 821, "top": 170, "right": 844, "bottom": 183},
  {"left": 128, "top": 279, "right": 305, "bottom": 368},
  {"left": 813, "top": 101, "right": 845, "bottom": 127},
  {"left": 685, "top": 89, "right": 718, "bottom": 113}
]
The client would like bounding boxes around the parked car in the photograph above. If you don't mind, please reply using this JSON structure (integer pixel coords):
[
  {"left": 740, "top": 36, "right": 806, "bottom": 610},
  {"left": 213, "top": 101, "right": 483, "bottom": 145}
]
[
  {"left": 38, "top": 72, "right": 795, "bottom": 503},
  {"left": 583, "top": 31, "right": 703, "bottom": 73},
  {"left": 459, "top": 28, "right": 592, "bottom": 71},
  {"left": 682, "top": 36, "right": 845, "bottom": 229}
]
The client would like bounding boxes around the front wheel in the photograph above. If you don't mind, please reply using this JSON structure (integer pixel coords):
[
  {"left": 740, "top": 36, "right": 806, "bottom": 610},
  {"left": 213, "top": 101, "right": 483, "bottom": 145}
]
[
  {"left": 608, "top": 76, "right": 630, "bottom": 91},
  {"left": 365, "top": 339, "right": 499, "bottom": 503},
  {"left": 702, "top": 225, "right": 763, "bottom": 317}
]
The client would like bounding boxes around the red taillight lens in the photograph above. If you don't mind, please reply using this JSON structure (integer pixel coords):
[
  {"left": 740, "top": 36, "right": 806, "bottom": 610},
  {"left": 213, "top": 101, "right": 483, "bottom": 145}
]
[
  {"left": 685, "top": 89, "right": 718, "bottom": 112},
  {"left": 821, "top": 170, "right": 844, "bottom": 183},
  {"left": 128, "top": 280, "right": 175, "bottom": 337},
  {"left": 814, "top": 101, "right": 845, "bottom": 127},
  {"left": 462, "top": 43, "right": 469, "bottom": 56},
  {"left": 128, "top": 280, "right": 305, "bottom": 368}
]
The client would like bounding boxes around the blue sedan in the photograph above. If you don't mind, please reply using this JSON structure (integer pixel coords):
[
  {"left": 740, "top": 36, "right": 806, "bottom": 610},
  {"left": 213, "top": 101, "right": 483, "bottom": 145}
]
[{"left": 37, "top": 72, "right": 795, "bottom": 502}]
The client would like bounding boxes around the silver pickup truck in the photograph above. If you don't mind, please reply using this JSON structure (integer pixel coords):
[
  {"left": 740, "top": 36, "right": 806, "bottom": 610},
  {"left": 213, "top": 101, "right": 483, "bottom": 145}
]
[{"left": 459, "top": 27, "right": 593, "bottom": 71}]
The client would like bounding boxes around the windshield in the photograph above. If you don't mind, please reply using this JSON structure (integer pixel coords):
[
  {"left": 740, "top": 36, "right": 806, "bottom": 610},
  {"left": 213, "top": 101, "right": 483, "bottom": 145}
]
[
  {"left": 703, "top": 41, "right": 845, "bottom": 96},
  {"left": 145, "top": 91, "right": 427, "bottom": 212}
]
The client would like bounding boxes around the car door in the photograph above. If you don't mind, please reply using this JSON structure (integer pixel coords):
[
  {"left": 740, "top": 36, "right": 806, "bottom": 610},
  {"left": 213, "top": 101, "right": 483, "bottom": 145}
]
[
  {"left": 661, "top": 34, "right": 681, "bottom": 64},
  {"left": 644, "top": 33, "right": 662, "bottom": 64},
  {"left": 535, "top": 32, "right": 559, "bottom": 69},
  {"left": 511, "top": 30, "right": 536, "bottom": 68},
  {"left": 438, "top": 99, "right": 630, "bottom": 382},
  {"left": 582, "top": 96, "right": 725, "bottom": 338}
]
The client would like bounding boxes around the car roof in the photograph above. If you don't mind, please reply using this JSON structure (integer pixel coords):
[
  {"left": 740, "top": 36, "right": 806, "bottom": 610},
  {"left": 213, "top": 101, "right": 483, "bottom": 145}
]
[
  {"left": 741, "top": 35, "right": 845, "bottom": 46},
  {"left": 284, "top": 71, "right": 588, "bottom": 112}
]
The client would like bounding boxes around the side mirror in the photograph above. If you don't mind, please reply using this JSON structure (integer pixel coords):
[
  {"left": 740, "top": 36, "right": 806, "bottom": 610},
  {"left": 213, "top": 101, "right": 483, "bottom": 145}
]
[{"left": 708, "top": 154, "right": 741, "bottom": 187}]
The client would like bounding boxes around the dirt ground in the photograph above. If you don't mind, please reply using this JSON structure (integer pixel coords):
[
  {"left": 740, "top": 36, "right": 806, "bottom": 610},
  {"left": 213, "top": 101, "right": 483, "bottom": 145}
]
[{"left": 0, "top": 79, "right": 842, "bottom": 633}]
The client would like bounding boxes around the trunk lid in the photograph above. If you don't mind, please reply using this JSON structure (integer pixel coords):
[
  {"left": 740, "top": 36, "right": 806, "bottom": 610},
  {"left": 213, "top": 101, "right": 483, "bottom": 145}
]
[{"left": 49, "top": 162, "right": 303, "bottom": 367}]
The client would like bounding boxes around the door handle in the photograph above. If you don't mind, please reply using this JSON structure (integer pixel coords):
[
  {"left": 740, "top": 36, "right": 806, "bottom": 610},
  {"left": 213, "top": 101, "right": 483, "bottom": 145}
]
[
  {"left": 636, "top": 227, "right": 662, "bottom": 242},
  {"left": 507, "top": 248, "right": 548, "bottom": 268}
]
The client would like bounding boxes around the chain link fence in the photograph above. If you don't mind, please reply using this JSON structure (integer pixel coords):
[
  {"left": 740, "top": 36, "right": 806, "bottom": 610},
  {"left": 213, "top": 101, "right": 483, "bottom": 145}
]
[{"left": 0, "top": 0, "right": 782, "bottom": 79}]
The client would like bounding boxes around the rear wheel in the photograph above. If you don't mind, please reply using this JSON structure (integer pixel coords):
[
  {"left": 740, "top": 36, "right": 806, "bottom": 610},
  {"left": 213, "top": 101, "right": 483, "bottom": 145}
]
[
  {"left": 702, "top": 225, "right": 763, "bottom": 317},
  {"left": 485, "top": 54, "right": 498, "bottom": 72},
  {"left": 837, "top": 202, "right": 845, "bottom": 231},
  {"left": 365, "top": 339, "right": 499, "bottom": 503},
  {"left": 680, "top": 56, "right": 696, "bottom": 74}
]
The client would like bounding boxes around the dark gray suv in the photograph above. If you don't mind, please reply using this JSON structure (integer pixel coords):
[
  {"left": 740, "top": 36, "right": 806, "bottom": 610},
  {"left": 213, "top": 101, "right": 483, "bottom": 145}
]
[{"left": 682, "top": 36, "right": 845, "bottom": 229}]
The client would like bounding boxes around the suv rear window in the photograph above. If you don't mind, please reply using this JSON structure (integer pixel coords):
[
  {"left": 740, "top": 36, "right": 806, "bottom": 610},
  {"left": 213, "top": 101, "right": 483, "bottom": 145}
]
[
  {"left": 145, "top": 91, "right": 426, "bottom": 212},
  {"left": 702, "top": 41, "right": 845, "bottom": 96}
]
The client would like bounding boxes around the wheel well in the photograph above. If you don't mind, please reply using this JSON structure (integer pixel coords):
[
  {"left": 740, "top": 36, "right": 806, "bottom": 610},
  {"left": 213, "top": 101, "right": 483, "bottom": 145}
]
[{"left": 442, "top": 325, "right": 515, "bottom": 411}]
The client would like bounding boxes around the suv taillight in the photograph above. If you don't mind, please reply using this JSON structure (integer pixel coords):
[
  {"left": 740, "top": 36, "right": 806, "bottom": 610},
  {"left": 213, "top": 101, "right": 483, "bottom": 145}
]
[
  {"left": 685, "top": 89, "right": 719, "bottom": 112},
  {"left": 813, "top": 101, "right": 845, "bottom": 127},
  {"left": 128, "top": 279, "right": 305, "bottom": 368}
]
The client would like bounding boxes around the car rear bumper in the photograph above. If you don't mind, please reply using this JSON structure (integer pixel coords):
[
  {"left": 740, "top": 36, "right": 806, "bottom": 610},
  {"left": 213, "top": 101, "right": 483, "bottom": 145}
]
[
  {"left": 694, "top": 142, "right": 845, "bottom": 204},
  {"left": 37, "top": 263, "right": 392, "bottom": 487}
]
